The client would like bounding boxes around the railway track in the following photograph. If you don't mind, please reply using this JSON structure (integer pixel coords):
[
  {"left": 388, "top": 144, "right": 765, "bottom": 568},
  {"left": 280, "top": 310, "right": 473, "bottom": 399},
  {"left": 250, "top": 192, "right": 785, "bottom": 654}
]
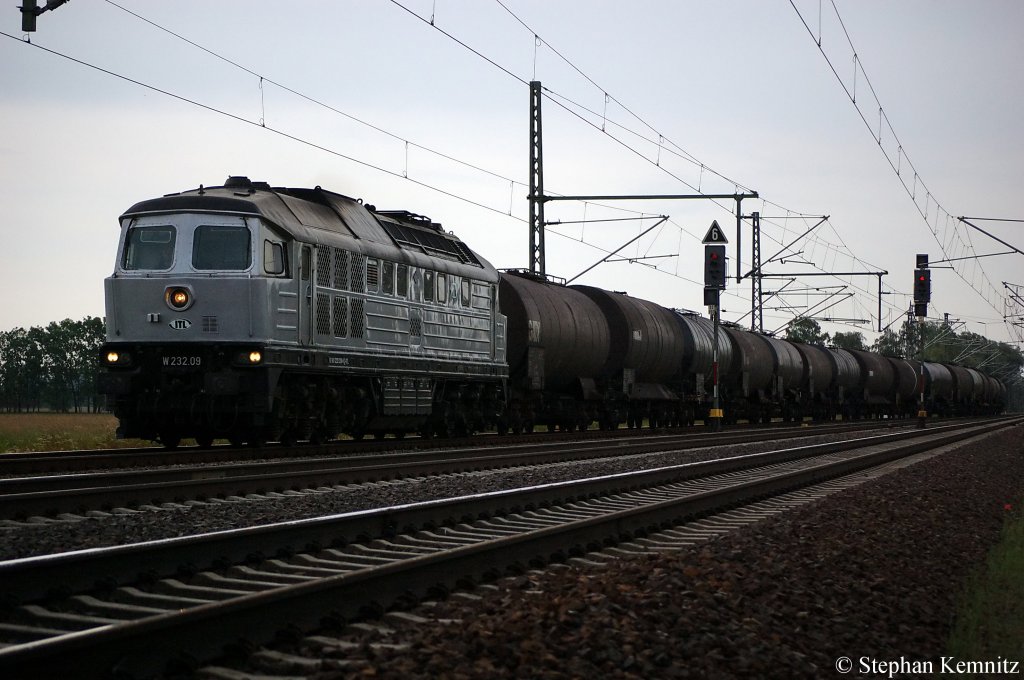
[
  {"left": 0, "top": 418, "right": 904, "bottom": 477},
  {"left": 0, "top": 420, "right": 945, "bottom": 519},
  {"left": 0, "top": 417, "right": 1015, "bottom": 678}
]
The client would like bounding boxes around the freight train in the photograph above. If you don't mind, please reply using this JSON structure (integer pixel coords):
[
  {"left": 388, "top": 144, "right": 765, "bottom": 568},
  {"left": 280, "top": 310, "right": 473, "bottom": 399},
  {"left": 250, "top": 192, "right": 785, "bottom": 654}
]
[{"left": 98, "top": 178, "right": 1006, "bottom": 447}]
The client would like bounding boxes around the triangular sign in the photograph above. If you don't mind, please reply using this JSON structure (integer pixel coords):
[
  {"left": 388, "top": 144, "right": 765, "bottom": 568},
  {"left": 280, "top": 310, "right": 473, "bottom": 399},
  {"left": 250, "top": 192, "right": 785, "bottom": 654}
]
[{"left": 701, "top": 220, "right": 729, "bottom": 244}]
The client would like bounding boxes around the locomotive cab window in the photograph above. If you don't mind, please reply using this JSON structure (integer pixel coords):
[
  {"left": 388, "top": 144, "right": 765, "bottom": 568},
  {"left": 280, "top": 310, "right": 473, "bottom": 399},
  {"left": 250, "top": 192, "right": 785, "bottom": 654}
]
[
  {"left": 461, "top": 280, "right": 471, "bottom": 307},
  {"left": 193, "top": 225, "right": 251, "bottom": 271},
  {"left": 123, "top": 225, "right": 176, "bottom": 270},
  {"left": 264, "top": 240, "right": 286, "bottom": 276}
]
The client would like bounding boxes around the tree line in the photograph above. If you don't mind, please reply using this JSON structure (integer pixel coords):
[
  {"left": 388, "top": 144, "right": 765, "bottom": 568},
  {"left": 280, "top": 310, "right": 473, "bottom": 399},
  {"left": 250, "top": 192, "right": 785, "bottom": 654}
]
[{"left": 0, "top": 317, "right": 105, "bottom": 413}]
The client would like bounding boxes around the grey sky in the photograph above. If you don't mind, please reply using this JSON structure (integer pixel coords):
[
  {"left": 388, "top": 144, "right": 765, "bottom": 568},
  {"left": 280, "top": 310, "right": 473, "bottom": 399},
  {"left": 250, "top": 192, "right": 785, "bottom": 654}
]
[{"left": 2, "top": 0, "right": 1022, "bottom": 343}]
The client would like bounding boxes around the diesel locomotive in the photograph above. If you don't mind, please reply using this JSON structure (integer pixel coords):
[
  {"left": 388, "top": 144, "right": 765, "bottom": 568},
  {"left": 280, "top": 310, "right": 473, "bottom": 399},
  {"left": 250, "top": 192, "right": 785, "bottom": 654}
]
[{"left": 98, "top": 177, "right": 1005, "bottom": 447}]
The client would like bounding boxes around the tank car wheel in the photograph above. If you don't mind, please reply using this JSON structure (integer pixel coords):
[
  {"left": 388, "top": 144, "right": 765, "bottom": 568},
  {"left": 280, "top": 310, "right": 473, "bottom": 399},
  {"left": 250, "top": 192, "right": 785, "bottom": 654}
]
[
  {"left": 195, "top": 435, "right": 214, "bottom": 449},
  {"left": 160, "top": 433, "right": 181, "bottom": 450}
]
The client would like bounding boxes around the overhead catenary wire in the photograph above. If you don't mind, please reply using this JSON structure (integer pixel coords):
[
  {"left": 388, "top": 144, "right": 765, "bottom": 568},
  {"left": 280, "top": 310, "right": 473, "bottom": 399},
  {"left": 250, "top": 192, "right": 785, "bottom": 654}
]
[
  {"left": 103, "top": 1, "right": 716, "bottom": 239},
  {"left": 404, "top": 0, "right": 922, "bottom": 328},
  {"left": 789, "top": 0, "right": 1014, "bottom": 339},
  {"left": 14, "top": 3, "right": 984, "bottom": 334},
  {"left": 0, "top": 29, "right": 519, "bottom": 221},
  {"left": 5, "top": 27, "right": 730, "bottom": 289}
]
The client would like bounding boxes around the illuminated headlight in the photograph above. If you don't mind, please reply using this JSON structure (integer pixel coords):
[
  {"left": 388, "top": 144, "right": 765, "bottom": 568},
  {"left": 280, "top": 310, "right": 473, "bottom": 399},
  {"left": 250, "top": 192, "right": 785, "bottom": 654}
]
[
  {"left": 103, "top": 350, "right": 131, "bottom": 366},
  {"left": 165, "top": 286, "right": 192, "bottom": 310},
  {"left": 234, "top": 349, "right": 263, "bottom": 365}
]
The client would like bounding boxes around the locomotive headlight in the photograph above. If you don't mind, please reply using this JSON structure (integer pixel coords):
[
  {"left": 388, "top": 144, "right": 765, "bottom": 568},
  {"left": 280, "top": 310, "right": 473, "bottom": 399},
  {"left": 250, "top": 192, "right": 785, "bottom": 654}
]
[
  {"left": 102, "top": 350, "right": 131, "bottom": 366},
  {"left": 165, "top": 286, "right": 193, "bottom": 310},
  {"left": 234, "top": 349, "right": 263, "bottom": 366}
]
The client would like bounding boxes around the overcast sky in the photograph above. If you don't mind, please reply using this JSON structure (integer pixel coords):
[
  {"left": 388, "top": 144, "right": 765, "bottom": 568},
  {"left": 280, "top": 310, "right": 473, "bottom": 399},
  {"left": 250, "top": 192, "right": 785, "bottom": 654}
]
[{"left": 2, "top": 0, "right": 1022, "bottom": 344}]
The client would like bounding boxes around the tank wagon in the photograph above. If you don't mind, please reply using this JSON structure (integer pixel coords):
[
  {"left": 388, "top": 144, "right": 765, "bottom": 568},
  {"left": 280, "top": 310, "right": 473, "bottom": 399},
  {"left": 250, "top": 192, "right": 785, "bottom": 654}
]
[{"left": 99, "top": 178, "right": 1007, "bottom": 447}]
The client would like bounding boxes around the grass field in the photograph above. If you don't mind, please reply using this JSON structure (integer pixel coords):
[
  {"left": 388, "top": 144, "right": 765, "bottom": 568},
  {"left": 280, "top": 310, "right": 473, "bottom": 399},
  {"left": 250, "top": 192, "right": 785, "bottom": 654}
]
[
  {"left": 947, "top": 505, "right": 1024, "bottom": 662},
  {"left": 0, "top": 413, "right": 152, "bottom": 452}
]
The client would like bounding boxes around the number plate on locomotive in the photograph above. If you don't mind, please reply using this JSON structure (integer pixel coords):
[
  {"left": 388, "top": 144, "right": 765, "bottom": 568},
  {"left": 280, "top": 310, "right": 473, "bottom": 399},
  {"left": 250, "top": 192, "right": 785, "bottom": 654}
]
[{"left": 162, "top": 355, "right": 202, "bottom": 368}]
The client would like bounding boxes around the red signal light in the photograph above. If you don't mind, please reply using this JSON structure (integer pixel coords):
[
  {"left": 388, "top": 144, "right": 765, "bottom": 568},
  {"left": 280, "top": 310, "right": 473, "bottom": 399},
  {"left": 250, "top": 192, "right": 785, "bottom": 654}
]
[
  {"left": 704, "top": 245, "right": 726, "bottom": 288},
  {"left": 913, "top": 268, "right": 931, "bottom": 304}
]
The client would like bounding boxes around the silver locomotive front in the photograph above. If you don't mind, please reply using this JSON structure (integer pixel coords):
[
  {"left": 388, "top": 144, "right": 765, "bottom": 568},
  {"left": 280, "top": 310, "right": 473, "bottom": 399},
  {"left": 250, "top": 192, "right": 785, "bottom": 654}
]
[{"left": 100, "top": 206, "right": 282, "bottom": 447}]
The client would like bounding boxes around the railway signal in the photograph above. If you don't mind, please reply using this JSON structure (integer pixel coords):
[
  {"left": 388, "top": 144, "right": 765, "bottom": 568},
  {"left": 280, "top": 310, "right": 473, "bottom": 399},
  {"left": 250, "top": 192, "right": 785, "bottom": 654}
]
[
  {"left": 913, "top": 254, "right": 929, "bottom": 427},
  {"left": 701, "top": 222, "right": 728, "bottom": 431},
  {"left": 913, "top": 269, "right": 931, "bottom": 304},
  {"left": 704, "top": 245, "right": 726, "bottom": 289},
  {"left": 913, "top": 253, "right": 930, "bottom": 317}
]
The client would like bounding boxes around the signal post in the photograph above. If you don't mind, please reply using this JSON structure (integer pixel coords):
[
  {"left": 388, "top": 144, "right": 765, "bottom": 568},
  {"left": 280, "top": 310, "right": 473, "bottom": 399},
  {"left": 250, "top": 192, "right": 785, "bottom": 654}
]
[
  {"left": 703, "top": 221, "right": 728, "bottom": 431},
  {"left": 913, "top": 254, "right": 931, "bottom": 428}
]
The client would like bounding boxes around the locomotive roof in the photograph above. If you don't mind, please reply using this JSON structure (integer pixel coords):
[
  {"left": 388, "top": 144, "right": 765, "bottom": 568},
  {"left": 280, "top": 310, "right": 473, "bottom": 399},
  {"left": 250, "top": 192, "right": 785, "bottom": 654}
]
[{"left": 121, "top": 176, "right": 489, "bottom": 273}]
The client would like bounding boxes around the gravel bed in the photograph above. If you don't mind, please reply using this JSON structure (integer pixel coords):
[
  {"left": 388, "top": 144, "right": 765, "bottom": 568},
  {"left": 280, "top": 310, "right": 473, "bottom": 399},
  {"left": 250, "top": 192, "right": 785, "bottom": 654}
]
[
  {"left": 0, "top": 427, "right": 908, "bottom": 561},
  {"left": 232, "top": 425, "right": 1024, "bottom": 679}
]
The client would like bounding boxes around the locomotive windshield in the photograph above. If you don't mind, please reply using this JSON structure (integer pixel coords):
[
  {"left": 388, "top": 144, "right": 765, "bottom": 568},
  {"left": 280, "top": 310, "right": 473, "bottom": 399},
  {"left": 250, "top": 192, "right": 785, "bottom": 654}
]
[
  {"left": 123, "top": 225, "right": 176, "bottom": 270},
  {"left": 192, "top": 225, "right": 252, "bottom": 271}
]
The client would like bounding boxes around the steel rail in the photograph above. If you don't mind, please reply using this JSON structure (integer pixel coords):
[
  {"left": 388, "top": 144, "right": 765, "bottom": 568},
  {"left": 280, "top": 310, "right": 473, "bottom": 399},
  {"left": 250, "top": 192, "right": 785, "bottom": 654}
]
[
  {"left": 0, "top": 420, "right": 1009, "bottom": 599},
  {"left": 0, "top": 419, "right": 1015, "bottom": 680},
  {"left": 0, "top": 418, "right": 914, "bottom": 476},
  {"left": 0, "top": 420, "right": 925, "bottom": 518}
]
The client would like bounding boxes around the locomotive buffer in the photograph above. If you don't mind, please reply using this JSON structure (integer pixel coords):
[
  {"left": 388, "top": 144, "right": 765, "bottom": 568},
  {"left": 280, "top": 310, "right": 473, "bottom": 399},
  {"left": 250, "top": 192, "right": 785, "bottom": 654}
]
[{"left": 703, "top": 222, "right": 728, "bottom": 431}]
